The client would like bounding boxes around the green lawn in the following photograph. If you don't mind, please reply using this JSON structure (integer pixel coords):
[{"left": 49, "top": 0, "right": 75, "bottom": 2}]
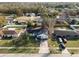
[
  {"left": 48, "top": 38, "right": 79, "bottom": 47},
  {"left": 48, "top": 39, "right": 59, "bottom": 48},
  {"left": 50, "top": 49, "right": 61, "bottom": 54},
  {"left": 0, "top": 40, "right": 13, "bottom": 47},
  {"left": 0, "top": 47, "right": 39, "bottom": 53},
  {"left": 0, "top": 34, "right": 40, "bottom": 53},
  {"left": 48, "top": 39, "right": 61, "bottom": 54},
  {"left": 0, "top": 38, "right": 39, "bottom": 53},
  {"left": 68, "top": 49, "right": 79, "bottom": 54},
  {"left": 66, "top": 40, "right": 79, "bottom": 47}
]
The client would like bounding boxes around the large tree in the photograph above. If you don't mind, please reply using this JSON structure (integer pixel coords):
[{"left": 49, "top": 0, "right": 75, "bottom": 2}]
[
  {"left": 41, "top": 6, "right": 58, "bottom": 39},
  {"left": 0, "top": 16, "right": 7, "bottom": 27}
]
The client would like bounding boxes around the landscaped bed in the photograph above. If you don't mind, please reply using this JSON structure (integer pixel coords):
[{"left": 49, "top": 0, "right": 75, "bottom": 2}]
[
  {"left": 48, "top": 39, "right": 60, "bottom": 54},
  {"left": 48, "top": 39, "right": 59, "bottom": 48}
]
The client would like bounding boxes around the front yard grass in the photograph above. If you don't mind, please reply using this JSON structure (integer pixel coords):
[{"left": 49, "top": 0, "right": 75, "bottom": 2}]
[
  {"left": 0, "top": 47, "right": 39, "bottom": 53},
  {"left": 48, "top": 38, "right": 60, "bottom": 54},
  {"left": 0, "top": 33, "right": 40, "bottom": 53},
  {"left": 48, "top": 39, "right": 59, "bottom": 48},
  {"left": 68, "top": 49, "right": 79, "bottom": 54},
  {"left": 66, "top": 40, "right": 79, "bottom": 47},
  {"left": 0, "top": 38, "right": 39, "bottom": 53},
  {"left": 0, "top": 40, "right": 13, "bottom": 47},
  {"left": 50, "top": 49, "right": 61, "bottom": 54}
]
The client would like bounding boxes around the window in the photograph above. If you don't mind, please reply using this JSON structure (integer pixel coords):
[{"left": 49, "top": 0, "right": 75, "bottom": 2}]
[{"left": 66, "top": 35, "right": 70, "bottom": 37}]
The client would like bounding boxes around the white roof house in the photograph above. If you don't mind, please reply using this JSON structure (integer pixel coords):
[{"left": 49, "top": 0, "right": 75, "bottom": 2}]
[{"left": 13, "top": 16, "right": 41, "bottom": 24}]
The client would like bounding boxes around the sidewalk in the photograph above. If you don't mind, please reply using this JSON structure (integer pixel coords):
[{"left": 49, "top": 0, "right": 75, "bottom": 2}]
[{"left": 62, "top": 48, "right": 71, "bottom": 55}]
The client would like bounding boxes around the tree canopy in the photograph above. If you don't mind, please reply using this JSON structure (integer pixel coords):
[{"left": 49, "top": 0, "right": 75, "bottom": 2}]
[{"left": 0, "top": 16, "right": 7, "bottom": 27}]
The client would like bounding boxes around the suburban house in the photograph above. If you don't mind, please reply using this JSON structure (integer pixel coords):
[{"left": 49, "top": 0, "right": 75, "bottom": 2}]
[
  {"left": 13, "top": 16, "right": 42, "bottom": 25},
  {"left": 56, "top": 15, "right": 69, "bottom": 26},
  {"left": 69, "top": 17, "right": 79, "bottom": 25},
  {"left": 33, "top": 17, "right": 43, "bottom": 26},
  {"left": 6, "top": 15, "right": 14, "bottom": 25},
  {"left": 2, "top": 30, "right": 17, "bottom": 38},
  {"left": 0, "top": 29, "right": 20, "bottom": 39},
  {"left": 53, "top": 27, "right": 79, "bottom": 39}
]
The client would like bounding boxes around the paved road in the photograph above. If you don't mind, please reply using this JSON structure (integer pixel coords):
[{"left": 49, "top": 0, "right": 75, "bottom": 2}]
[
  {"left": 39, "top": 40, "right": 50, "bottom": 54},
  {"left": 0, "top": 53, "right": 71, "bottom": 57}
]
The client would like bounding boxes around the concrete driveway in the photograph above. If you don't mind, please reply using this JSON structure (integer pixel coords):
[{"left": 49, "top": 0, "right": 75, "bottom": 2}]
[{"left": 39, "top": 40, "right": 50, "bottom": 53}]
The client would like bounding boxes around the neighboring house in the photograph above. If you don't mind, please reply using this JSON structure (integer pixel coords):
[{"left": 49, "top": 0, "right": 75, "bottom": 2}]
[
  {"left": 0, "top": 29, "right": 18, "bottom": 39},
  {"left": 33, "top": 17, "right": 43, "bottom": 26},
  {"left": 56, "top": 18, "right": 67, "bottom": 25},
  {"left": 6, "top": 15, "right": 14, "bottom": 25},
  {"left": 69, "top": 17, "right": 79, "bottom": 25},
  {"left": 56, "top": 15, "right": 69, "bottom": 25},
  {"left": 2, "top": 30, "right": 17, "bottom": 38},
  {"left": 54, "top": 27, "right": 79, "bottom": 39},
  {"left": 13, "top": 16, "right": 42, "bottom": 25},
  {"left": 58, "top": 10, "right": 69, "bottom": 20}
]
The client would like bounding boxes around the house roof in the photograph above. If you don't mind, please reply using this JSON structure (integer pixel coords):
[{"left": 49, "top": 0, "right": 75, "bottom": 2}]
[
  {"left": 14, "top": 16, "right": 41, "bottom": 23},
  {"left": 55, "top": 30, "right": 74, "bottom": 35},
  {"left": 2, "top": 30, "right": 17, "bottom": 35},
  {"left": 0, "top": 28, "right": 23, "bottom": 36}
]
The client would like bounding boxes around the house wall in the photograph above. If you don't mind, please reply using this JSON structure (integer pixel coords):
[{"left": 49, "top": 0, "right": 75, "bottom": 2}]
[
  {"left": 54, "top": 30, "right": 79, "bottom": 39},
  {"left": 2, "top": 34, "right": 17, "bottom": 38}
]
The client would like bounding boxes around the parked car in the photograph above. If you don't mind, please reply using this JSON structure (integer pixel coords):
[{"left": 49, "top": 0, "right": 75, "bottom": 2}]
[{"left": 37, "top": 33, "right": 48, "bottom": 40}]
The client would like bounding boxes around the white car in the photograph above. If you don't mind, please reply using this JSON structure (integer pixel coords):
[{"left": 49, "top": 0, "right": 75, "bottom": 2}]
[{"left": 37, "top": 33, "right": 48, "bottom": 40}]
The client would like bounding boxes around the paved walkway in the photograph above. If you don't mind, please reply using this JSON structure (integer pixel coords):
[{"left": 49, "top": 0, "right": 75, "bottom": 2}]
[
  {"left": 39, "top": 40, "right": 50, "bottom": 53},
  {"left": 62, "top": 48, "right": 70, "bottom": 55}
]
